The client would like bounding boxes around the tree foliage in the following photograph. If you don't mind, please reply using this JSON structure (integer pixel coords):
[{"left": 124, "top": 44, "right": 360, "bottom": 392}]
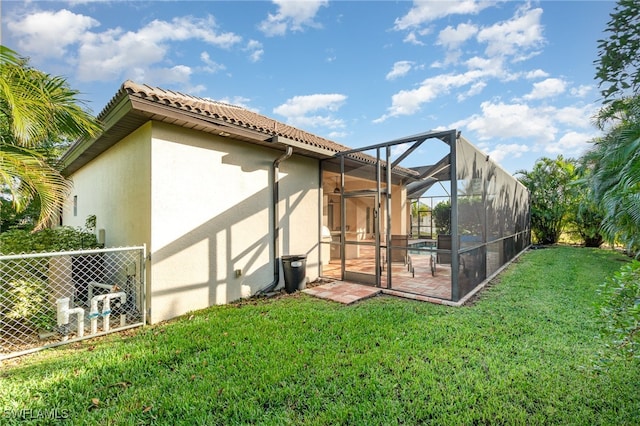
[
  {"left": 432, "top": 200, "right": 451, "bottom": 235},
  {"left": 571, "top": 189, "right": 605, "bottom": 248},
  {"left": 569, "top": 161, "right": 605, "bottom": 247},
  {"left": 597, "top": 260, "right": 640, "bottom": 361},
  {"left": 516, "top": 156, "right": 578, "bottom": 245},
  {"left": 595, "top": 0, "right": 640, "bottom": 107},
  {"left": 411, "top": 200, "right": 429, "bottom": 217},
  {"left": 590, "top": 0, "right": 640, "bottom": 361},
  {"left": 0, "top": 46, "right": 100, "bottom": 231},
  {"left": 586, "top": 96, "right": 640, "bottom": 255}
]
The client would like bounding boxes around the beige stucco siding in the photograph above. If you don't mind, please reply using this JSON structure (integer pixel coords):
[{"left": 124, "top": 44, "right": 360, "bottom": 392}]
[
  {"left": 149, "top": 123, "right": 320, "bottom": 323},
  {"left": 275, "top": 153, "right": 321, "bottom": 271},
  {"left": 62, "top": 122, "right": 152, "bottom": 249},
  {"left": 391, "top": 184, "right": 409, "bottom": 235}
]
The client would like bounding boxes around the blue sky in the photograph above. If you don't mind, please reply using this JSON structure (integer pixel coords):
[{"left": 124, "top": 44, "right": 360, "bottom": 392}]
[{"left": 1, "top": 0, "right": 615, "bottom": 173}]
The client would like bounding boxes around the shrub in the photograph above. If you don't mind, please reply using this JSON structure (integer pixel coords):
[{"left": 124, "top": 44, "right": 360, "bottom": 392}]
[
  {"left": 1, "top": 274, "right": 56, "bottom": 332},
  {"left": 0, "top": 226, "right": 100, "bottom": 254},
  {"left": 0, "top": 225, "right": 101, "bottom": 334},
  {"left": 597, "top": 260, "right": 640, "bottom": 360}
]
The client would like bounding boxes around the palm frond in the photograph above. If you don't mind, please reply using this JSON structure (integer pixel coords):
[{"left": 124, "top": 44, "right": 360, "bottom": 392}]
[
  {"left": 0, "top": 46, "right": 101, "bottom": 148},
  {"left": 0, "top": 144, "right": 72, "bottom": 231}
]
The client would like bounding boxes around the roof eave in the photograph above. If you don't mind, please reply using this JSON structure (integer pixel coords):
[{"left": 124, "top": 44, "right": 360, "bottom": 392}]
[
  {"left": 61, "top": 92, "right": 136, "bottom": 176},
  {"left": 269, "top": 135, "right": 338, "bottom": 159},
  {"left": 61, "top": 88, "right": 342, "bottom": 176},
  {"left": 128, "top": 96, "right": 273, "bottom": 143}
]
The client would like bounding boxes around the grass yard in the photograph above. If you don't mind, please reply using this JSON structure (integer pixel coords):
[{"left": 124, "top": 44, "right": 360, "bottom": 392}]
[{"left": 1, "top": 246, "right": 639, "bottom": 425}]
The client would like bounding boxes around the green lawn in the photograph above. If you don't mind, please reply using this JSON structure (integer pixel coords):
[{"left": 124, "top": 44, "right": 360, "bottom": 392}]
[{"left": 1, "top": 246, "right": 639, "bottom": 425}]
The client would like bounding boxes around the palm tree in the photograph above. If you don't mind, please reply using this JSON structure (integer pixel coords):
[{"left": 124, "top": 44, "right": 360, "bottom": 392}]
[
  {"left": 0, "top": 46, "right": 100, "bottom": 230},
  {"left": 586, "top": 96, "right": 640, "bottom": 254},
  {"left": 516, "top": 156, "right": 578, "bottom": 245}
]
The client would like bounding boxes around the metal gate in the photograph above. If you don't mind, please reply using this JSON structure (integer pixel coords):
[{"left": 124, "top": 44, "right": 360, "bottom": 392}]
[{"left": 0, "top": 246, "right": 146, "bottom": 360}]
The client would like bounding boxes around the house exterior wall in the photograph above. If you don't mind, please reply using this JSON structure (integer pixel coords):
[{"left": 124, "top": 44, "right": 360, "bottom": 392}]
[
  {"left": 391, "top": 184, "right": 409, "bottom": 236},
  {"left": 62, "top": 122, "right": 152, "bottom": 249},
  {"left": 148, "top": 123, "right": 320, "bottom": 323},
  {"left": 63, "top": 120, "right": 321, "bottom": 324}
]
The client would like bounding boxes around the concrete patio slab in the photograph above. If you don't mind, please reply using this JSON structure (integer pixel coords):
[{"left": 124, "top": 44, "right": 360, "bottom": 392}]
[{"left": 302, "top": 281, "right": 381, "bottom": 304}]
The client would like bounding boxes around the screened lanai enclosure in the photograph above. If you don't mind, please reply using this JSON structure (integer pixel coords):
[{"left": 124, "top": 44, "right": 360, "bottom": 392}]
[{"left": 320, "top": 129, "right": 530, "bottom": 302}]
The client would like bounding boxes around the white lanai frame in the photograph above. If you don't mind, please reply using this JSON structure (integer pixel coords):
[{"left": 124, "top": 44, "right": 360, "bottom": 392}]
[{"left": 320, "top": 129, "right": 530, "bottom": 303}]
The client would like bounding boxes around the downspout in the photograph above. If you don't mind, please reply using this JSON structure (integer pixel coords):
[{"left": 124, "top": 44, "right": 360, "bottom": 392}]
[{"left": 257, "top": 146, "right": 293, "bottom": 295}]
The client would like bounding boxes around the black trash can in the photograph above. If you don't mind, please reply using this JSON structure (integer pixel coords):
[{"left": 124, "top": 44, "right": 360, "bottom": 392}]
[{"left": 281, "top": 255, "right": 307, "bottom": 293}]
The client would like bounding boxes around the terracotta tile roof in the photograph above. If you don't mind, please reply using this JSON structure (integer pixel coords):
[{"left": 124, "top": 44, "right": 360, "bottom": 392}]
[
  {"left": 62, "top": 80, "right": 422, "bottom": 180},
  {"left": 106, "top": 80, "right": 352, "bottom": 155}
]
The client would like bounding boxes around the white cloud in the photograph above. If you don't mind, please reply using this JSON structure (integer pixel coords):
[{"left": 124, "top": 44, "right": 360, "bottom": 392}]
[
  {"left": 443, "top": 51, "right": 464, "bottom": 67},
  {"left": 184, "top": 84, "right": 207, "bottom": 95},
  {"left": 273, "top": 93, "right": 346, "bottom": 129},
  {"left": 249, "top": 50, "right": 264, "bottom": 63},
  {"left": 245, "top": 40, "right": 264, "bottom": 62},
  {"left": 457, "top": 81, "right": 487, "bottom": 101},
  {"left": 545, "top": 131, "right": 596, "bottom": 155},
  {"left": 525, "top": 69, "right": 549, "bottom": 79},
  {"left": 65, "top": 0, "right": 105, "bottom": 4},
  {"left": 74, "top": 15, "right": 241, "bottom": 82},
  {"left": 570, "top": 84, "right": 592, "bottom": 98},
  {"left": 375, "top": 69, "right": 494, "bottom": 122},
  {"left": 412, "top": 5, "right": 545, "bottom": 78},
  {"left": 274, "top": 94, "right": 346, "bottom": 116},
  {"left": 139, "top": 16, "right": 241, "bottom": 47},
  {"left": 328, "top": 130, "right": 348, "bottom": 139},
  {"left": 288, "top": 115, "right": 346, "bottom": 129},
  {"left": 7, "top": 9, "right": 99, "bottom": 57},
  {"left": 455, "top": 101, "right": 557, "bottom": 142},
  {"left": 451, "top": 101, "right": 598, "bottom": 154},
  {"left": 437, "top": 22, "right": 478, "bottom": 50},
  {"left": 131, "top": 64, "right": 193, "bottom": 88},
  {"left": 465, "top": 56, "right": 505, "bottom": 76},
  {"left": 218, "top": 96, "right": 257, "bottom": 111},
  {"left": 200, "top": 51, "right": 226, "bottom": 73},
  {"left": 386, "top": 61, "right": 414, "bottom": 80},
  {"left": 523, "top": 78, "right": 567, "bottom": 100},
  {"left": 7, "top": 10, "right": 242, "bottom": 85},
  {"left": 435, "top": 23, "right": 479, "bottom": 67},
  {"left": 259, "top": 0, "right": 328, "bottom": 37},
  {"left": 379, "top": 4, "right": 550, "bottom": 123},
  {"left": 394, "top": 0, "right": 493, "bottom": 30},
  {"left": 486, "top": 143, "right": 530, "bottom": 163},
  {"left": 477, "top": 5, "right": 545, "bottom": 60},
  {"left": 403, "top": 32, "right": 425, "bottom": 46},
  {"left": 550, "top": 104, "right": 598, "bottom": 127}
]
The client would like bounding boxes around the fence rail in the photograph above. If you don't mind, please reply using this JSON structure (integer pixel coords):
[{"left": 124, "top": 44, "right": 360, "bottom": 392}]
[{"left": 0, "top": 246, "right": 145, "bottom": 360}]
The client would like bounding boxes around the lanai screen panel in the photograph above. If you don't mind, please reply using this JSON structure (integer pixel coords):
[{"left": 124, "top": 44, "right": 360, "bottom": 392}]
[
  {"left": 321, "top": 131, "right": 529, "bottom": 303},
  {"left": 455, "top": 137, "right": 530, "bottom": 298}
]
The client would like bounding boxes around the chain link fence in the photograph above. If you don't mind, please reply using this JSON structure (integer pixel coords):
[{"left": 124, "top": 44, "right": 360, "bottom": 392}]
[{"left": 0, "top": 246, "right": 145, "bottom": 360}]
